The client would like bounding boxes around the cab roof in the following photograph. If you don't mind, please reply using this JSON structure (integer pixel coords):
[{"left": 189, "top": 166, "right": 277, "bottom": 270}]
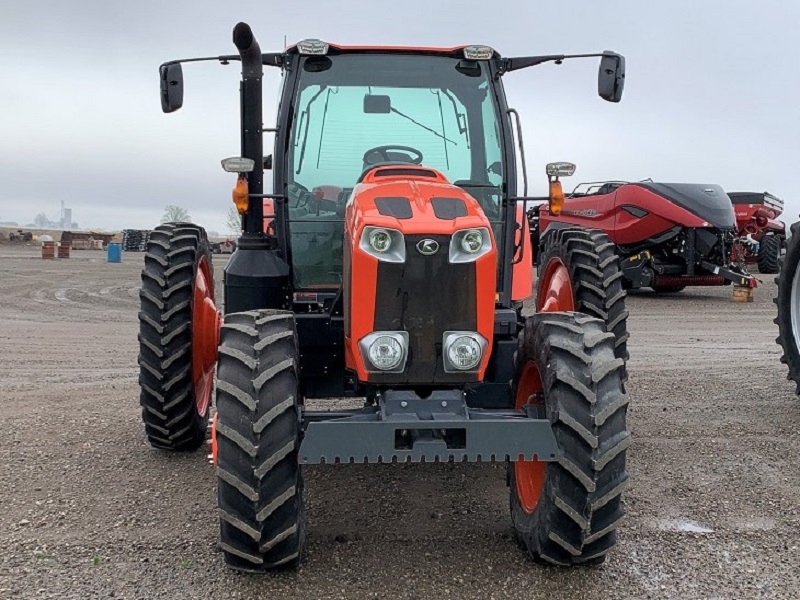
[{"left": 284, "top": 41, "right": 499, "bottom": 59}]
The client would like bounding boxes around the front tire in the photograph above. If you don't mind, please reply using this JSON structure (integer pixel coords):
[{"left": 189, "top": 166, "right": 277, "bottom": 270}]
[
  {"left": 537, "top": 228, "right": 630, "bottom": 380},
  {"left": 138, "top": 222, "right": 216, "bottom": 451},
  {"left": 215, "top": 310, "right": 305, "bottom": 571},
  {"left": 776, "top": 227, "right": 800, "bottom": 394},
  {"left": 758, "top": 234, "right": 782, "bottom": 274},
  {"left": 510, "top": 312, "right": 629, "bottom": 565}
]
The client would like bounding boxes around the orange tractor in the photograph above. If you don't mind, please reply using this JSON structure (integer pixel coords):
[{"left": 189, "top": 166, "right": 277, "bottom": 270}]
[{"left": 139, "top": 22, "right": 629, "bottom": 570}]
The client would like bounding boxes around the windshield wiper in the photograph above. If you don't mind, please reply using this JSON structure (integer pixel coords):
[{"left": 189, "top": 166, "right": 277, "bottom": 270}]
[
  {"left": 390, "top": 107, "right": 457, "bottom": 145},
  {"left": 296, "top": 86, "right": 327, "bottom": 174},
  {"left": 441, "top": 89, "right": 469, "bottom": 139},
  {"left": 316, "top": 89, "right": 333, "bottom": 168}
]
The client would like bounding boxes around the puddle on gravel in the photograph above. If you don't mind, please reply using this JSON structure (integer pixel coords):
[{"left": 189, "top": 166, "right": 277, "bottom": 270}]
[{"left": 657, "top": 518, "right": 714, "bottom": 533}]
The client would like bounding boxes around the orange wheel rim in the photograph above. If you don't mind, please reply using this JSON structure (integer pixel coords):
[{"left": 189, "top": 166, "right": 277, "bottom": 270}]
[
  {"left": 514, "top": 361, "right": 547, "bottom": 513},
  {"left": 191, "top": 256, "right": 219, "bottom": 416},
  {"left": 537, "top": 258, "right": 575, "bottom": 312},
  {"left": 210, "top": 411, "right": 219, "bottom": 464}
]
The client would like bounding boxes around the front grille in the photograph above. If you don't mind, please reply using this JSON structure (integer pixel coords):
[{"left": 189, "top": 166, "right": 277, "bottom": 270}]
[{"left": 373, "top": 235, "right": 477, "bottom": 384}]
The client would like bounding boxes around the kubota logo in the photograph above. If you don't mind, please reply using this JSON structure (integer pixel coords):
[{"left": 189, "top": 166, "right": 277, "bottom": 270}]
[{"left": 416, "top": 239, "right": 439, "bottom": 255}]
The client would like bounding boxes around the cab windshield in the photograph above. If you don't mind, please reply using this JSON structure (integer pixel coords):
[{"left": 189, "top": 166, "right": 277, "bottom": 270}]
[{"left": 286, "top": 53, "right": 505, "bottom": 288}]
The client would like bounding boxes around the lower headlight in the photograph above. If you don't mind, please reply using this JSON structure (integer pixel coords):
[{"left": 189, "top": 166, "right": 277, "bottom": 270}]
[
  {"left": 369, "top": 336, "right": 403, "bottom": 370},
  {"left": 359, "top": 331, "right": 409, "bottom": 373},
  {"left": 442, "top": 331, "right": 488, "bottom": 372}
]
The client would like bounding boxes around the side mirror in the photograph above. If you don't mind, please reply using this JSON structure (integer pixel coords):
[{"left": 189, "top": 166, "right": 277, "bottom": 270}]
[
  {"left": 160, "top": 63, "right": 184, "bottom": 113},
  {"left": 364, "top": 94, "right": 391, "bottom": 114},
  {"left": 263, "top": 154, "right": 273, "bottom": 170},
  {"left": 598, "top": 52, "right": 625, "bottom": 103}
]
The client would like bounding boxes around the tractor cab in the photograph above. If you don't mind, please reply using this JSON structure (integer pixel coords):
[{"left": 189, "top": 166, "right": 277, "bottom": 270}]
[{"left": 282, "top": 47, "right": 507, "bottom": 289}]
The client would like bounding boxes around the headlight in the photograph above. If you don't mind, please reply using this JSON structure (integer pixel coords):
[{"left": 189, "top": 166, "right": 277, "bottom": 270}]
[
  {"left": 369, "top": 229, "right": 392, "bottom": 253},
  {"left": 442, "top": 331, "right": 488, "bottom": 372},
  {"left": 450, "top": 227, "right": 492, "bottom": 263},
  {"left": 359, "top": 331, "right": 409, "bottom": 373},
  {"left": 359, "top": 226, "right": 405, "bottom": 263},
  {"left": 460, "top": 229, "right": 484, "bottom": 254}
]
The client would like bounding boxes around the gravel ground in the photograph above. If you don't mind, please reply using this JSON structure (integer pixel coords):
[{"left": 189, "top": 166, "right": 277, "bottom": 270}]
[{"left": 1, "top": 246, "right": 798, "bottom": 599}]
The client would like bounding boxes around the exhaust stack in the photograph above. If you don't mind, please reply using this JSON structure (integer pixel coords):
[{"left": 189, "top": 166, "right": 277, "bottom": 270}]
[{"left": 233, "top": 22, "right": 264, "bottom": 236}]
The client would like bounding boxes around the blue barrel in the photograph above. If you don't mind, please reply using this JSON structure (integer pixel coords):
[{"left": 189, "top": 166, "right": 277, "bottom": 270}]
[{"left": 107, "top": 242, "right": 122, "bottom": 263}]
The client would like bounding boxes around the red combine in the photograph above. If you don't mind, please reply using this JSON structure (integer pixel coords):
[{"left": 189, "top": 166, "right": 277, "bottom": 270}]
[
  {"left": 531, "top": 179, "right": 756, "bottom": 293},
  {"left": 728, "top": 191, "right": 785, "bottom": 274}
]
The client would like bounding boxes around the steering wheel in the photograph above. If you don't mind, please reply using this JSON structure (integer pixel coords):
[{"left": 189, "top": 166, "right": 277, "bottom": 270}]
[
  {"left": 362, "top": 145, "right": 424, "bottom": 169},
  {"left": 288, "top": 181, "right": 313, "bottom": 210}
]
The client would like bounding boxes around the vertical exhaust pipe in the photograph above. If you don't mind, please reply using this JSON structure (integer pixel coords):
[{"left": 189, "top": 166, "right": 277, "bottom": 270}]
[
  {"left": 224, "top": 23, "right": 291, "bottom": 313},
  {"left": 233, "top": 22, "right": 264, "bottom": 236}
]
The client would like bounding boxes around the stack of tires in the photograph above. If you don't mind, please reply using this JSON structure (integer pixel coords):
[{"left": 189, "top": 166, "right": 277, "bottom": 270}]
[{"left": 123, "top": 229, "right": 152, "bottom": 252}]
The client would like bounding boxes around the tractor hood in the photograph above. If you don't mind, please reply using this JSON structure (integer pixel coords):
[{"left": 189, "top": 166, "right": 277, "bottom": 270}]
[
  {"left": 634, "top": 183, "right": 735, "bottom": 229},
  {"left": 346, "top": 166, "right": 492, "bottom": 235},
  {"left": 343, "top": 165, "right": 497, "bottom": 385}
]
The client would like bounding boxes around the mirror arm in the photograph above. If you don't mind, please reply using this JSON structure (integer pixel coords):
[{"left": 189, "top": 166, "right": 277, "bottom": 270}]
[
  {"left": 502, "top": 54, "right": 565, "bottom": 73},
  {"left": 501, "top": 51, "right": 615, "bottom": 73},
  {"left": 158, "top": 52, "right": 284, "bottom": 71}
]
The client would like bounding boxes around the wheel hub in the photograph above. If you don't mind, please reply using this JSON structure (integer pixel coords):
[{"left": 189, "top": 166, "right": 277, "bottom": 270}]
[
  {"left": 514, "top": 362, "right": 546, "bottom": 513},
  {"left": 538, "top": 258, "right": 575, "bottom": 312},
  {"left": 192, "top": 256, "right": 219, "bottom": 416}
]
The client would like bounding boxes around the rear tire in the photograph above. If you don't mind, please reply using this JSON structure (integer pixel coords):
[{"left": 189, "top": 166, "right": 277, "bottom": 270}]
[
  {"left": 775, "top": 228, "right": 800, "bottom": 394},
  {"left": 537, "top": 228, "right": 629, "bottom": 380},
  {"left": 138, "top": 222, "right": 213, "bottom": 451},
  {"left": 215, "top": 310, "right": 305, "bottom": 571},
  {"left": 509, "top": 312, "right": 629, "bottom": 565},
  {"left": 758, "top": 234, "right": 781, "bottom": 274}
]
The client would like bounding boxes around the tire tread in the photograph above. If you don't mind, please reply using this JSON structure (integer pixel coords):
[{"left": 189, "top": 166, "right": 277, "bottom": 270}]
[
  {"left": 510, "top": 312, "right": 629, "bottom": 565},
  {"left": 138, "top": 222, "right": 211, "bottom": 451}
]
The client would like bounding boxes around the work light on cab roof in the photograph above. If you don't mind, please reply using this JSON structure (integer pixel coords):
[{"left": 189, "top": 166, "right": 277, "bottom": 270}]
[
  {"left": 463, "top": 45, "right": 495, "bottom": 60},
  {"left": 296, "top": 39, "right": 329, "bottom": 55}
]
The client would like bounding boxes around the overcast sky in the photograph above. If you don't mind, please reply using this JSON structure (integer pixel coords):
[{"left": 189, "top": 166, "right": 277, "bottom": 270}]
[{"left": 0, "top": 0, "right": 797, "bottom": 233}]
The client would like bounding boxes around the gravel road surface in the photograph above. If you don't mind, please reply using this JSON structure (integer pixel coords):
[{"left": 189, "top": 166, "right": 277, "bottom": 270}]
[{"left": 1, "top": 247, "right": 797, "bottom": 599}]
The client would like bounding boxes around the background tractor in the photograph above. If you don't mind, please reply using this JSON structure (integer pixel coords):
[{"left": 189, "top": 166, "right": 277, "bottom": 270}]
[{"left": 139, "top": 22, "right": 630, "bottom": 570}]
